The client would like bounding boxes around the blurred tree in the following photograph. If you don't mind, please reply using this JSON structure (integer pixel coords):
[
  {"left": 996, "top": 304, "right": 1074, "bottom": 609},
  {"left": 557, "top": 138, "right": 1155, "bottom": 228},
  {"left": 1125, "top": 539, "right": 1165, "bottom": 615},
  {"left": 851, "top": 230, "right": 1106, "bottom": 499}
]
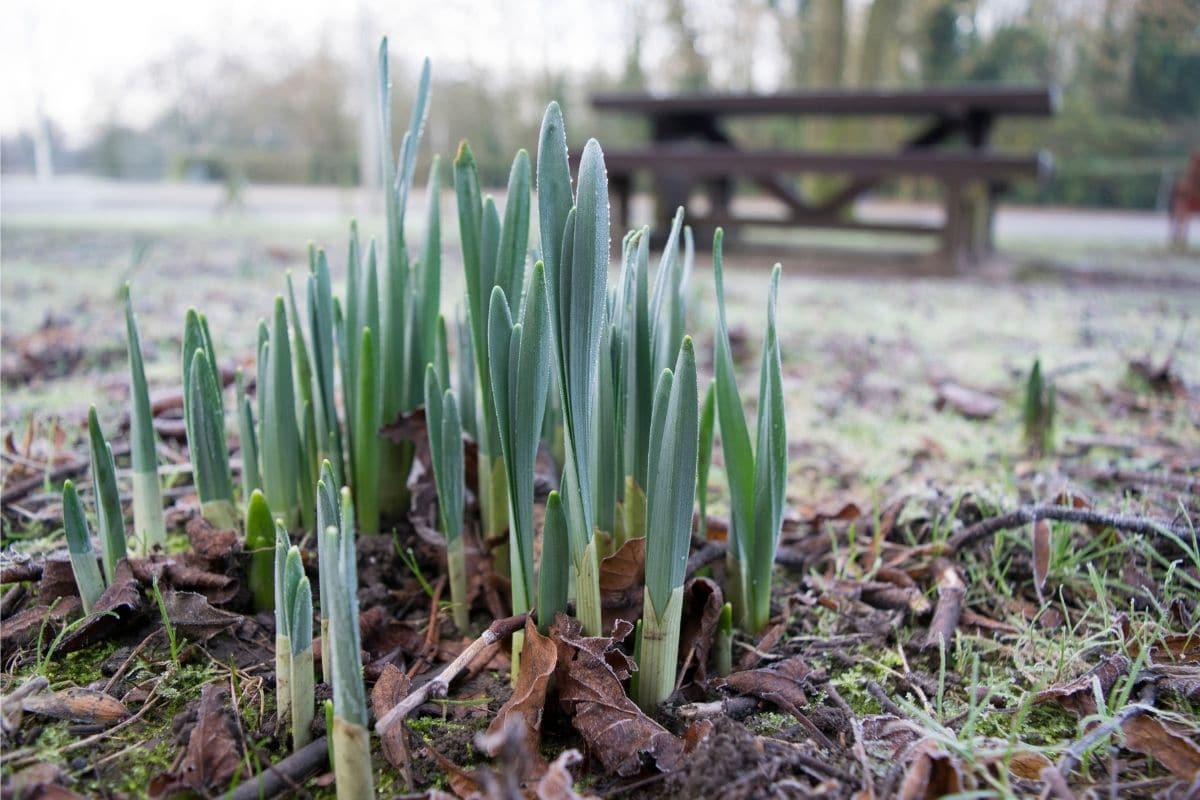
[
  {"left": 664, "top": 0, "right": 710, "bottom": 90},
  {"left": 1128, "top": 0, "right": 1200, "bottom": 120}
]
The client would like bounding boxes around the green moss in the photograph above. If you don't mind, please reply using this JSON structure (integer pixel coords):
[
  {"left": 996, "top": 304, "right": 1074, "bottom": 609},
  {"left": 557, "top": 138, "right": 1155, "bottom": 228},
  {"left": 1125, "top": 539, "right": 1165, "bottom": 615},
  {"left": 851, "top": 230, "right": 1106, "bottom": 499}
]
[{"left": 746, "top": 711, "right": 794, "bottom": 735}]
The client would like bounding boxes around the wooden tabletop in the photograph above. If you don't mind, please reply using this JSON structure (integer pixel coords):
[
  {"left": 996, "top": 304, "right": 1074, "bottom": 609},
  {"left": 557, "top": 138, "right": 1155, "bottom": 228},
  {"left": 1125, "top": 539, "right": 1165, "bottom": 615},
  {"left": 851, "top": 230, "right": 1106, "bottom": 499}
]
[{"left": 592, "top": 85, "right": 1058, "bottom": 118}]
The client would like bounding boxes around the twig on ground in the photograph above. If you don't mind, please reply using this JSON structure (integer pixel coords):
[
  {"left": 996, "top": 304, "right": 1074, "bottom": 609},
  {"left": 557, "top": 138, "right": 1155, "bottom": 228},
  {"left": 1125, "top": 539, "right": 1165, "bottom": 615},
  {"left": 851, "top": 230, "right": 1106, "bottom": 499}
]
[
  {"left": 228, "top": 735, "right": 327, "bottom": 800},
  {"left": 866, "top": 681, "right": 907, "bottom": 718},
  {"left": 376, "top": 612, "right": 528, "bottom": 736},
  {"left": 1, "top": 585, "right": 27, "bottom": 619},
  {"left": 945, "top": 505, "right": 1192, "bottom": 554},
  {"left": 923, "top": 558, "right": 966, "bottom": 651},
  {"left": 1039, "top": 685, "right": 1156, "bottom": 800},
  {"left": 676, "top": 695, "right": 759, "bottom": 721}
]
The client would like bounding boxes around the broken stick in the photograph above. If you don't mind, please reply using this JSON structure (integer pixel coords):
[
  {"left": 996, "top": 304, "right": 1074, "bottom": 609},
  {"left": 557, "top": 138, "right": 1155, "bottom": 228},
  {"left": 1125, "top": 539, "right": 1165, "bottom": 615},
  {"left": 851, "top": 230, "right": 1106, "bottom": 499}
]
[{"left": 375, "top": 612, "right": 527, "bottom": 736}]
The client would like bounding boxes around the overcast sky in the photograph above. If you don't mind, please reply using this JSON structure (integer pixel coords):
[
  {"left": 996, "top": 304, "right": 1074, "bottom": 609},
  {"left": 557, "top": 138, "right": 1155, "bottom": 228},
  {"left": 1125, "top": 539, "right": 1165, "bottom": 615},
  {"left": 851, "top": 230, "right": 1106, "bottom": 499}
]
[
  {"left": 2, "top": 0, "right": 1035, "bottom": 144},
  {"left": 1, "top": 0, "right": 635, "bottom": 142}
]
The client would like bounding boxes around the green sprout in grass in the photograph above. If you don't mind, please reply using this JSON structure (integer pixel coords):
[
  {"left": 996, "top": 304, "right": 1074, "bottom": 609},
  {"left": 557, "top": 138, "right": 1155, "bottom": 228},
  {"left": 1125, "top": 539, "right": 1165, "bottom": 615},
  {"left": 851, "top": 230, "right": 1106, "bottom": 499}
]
[
  {"left": 87, "top": 406, "right": 126, "bottom": 584},
  {"left": 260, "top": 299, "right": 302, "bottom": 528},
  {"left": 319, "top": 487, "right": 373, "bottom": 800},
  {"left": 182, "top": 314, "right": 237, "bottom": 529},
  {"left": 712, "top": 231, "right": 787, "bottom": 634},
  {"left": 636, "top": 336, "right": 699, "bottom": 710},
  {"left": 61, "top": 480, "right": 105, "bottom": 614},
  {"left": 281, "top": 546, "right": 314, "bottom": 749},
  {"left": 424, "top": 366, "right": 468, "bottom": 632},
  {"left": 122, "top": 283, "right": 165, "bottom": 552},
  {"left": 1023, "top": 357, "right": 1056, "bottom": 455},
  {"left": 244, "top": 490, "right": 275, "bottom": 612}
]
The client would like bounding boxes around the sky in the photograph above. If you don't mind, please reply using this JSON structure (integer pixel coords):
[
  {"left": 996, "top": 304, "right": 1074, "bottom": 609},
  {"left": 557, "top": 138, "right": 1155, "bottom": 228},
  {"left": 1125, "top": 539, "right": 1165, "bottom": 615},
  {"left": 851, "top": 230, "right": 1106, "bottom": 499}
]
[
  {"left": 2, "top": 0, "right": 1038, "bottom": 144},
  {"left": 0, "top": 0, "right": 631, "bottom": 142}
]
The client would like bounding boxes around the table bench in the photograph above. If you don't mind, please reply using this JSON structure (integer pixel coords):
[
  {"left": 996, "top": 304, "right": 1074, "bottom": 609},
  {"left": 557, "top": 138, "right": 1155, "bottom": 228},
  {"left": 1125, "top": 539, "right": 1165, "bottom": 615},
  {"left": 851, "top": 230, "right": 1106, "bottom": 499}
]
[{"left": 589, "top": 86, "right": 1057, "bottom": 270}]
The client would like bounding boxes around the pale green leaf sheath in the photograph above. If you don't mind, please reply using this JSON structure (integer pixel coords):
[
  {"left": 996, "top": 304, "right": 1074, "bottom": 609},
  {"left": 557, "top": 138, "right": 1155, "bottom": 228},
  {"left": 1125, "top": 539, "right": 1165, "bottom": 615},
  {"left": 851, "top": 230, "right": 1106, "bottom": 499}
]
[
  {"left": 637, "top": 337, "right": 699, "bottom": 710},
  {"left": 62, "top": 480, "right": 105, "bottom": 614},
  {"left": 122, "top": 284, "right": 165, "bottom": 553}
]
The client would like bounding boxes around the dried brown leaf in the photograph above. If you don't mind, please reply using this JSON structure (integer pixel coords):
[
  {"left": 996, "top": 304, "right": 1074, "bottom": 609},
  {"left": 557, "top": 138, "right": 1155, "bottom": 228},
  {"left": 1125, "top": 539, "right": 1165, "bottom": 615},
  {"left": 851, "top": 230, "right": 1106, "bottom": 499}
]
[
  {"left": 60, "top": 561, "right": 143, "bottom": 653},
  {"left": 22, "top": 688, "right": 129, "bottom": 725},
  {"left": 159, "top": 590, "right": 243, "bottom": 639},
  {"left": 484, "top": 619, "right": 556, "bottom": 765},
  {"left": 551, "top": 614, "right": 687, "bottom": 776},
  {"left": 1120, "top": 714, "right": 1200, "bottom": 781},
  {"left": 1035, "top": 653, "right": 1130, "bottom": 716},
  {"left": 896, "top": 739, "right": 963, "bottom": 800},
  {"left": 150, "top": 683, "right": 241, "bottom": 797},
  {"left": 371, "top": 664, "right": 412, "bottom": 772},
  {"left": 535, "top": 749, "right": 594, "bottom": 800},
  {"left": 720, "top": 654, "right": 814, "bottom": 719},
  {"left": 0, "top": 599, "right": 80, "bottom": 651},
  {"left": 677, "top": 577, "right": 723, "bottom": 687},
  {"left": 598, "top": 537, "right": 645, "bottom": 593},
  {"left": 185, "top": 516, "right": 240, "bottom": 565}
]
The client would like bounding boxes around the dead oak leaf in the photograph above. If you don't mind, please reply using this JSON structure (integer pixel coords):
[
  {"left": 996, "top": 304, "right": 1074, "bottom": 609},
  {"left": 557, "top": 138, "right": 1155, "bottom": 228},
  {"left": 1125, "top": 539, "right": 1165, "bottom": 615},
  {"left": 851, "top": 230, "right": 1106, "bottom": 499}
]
[
  {"left": 159, "top": 591, "right": 243, "bottom": 639},
  {"left": 60, "top": 561, "right": 143, "bottom": 654},
  {"left": 371, "top": 664, "right": 412, "bottom": 775},
  {"left": 677, "top": 577, "right": 723, "bottom": 687},
  {"left": 483, "top": 619, "right": 556, "bottom": 769},
  {"left": 535, "top": 749, "right": 596, "bottom": 800},
  {"left": 1120, "top": 713, "right": 1200, "bottom": 781},
  {"left": 149, "top": 683, "right": 241, "bottom": 797},
  {"left": 550, "top": 614, "right": 688, "bottom": 776},
  {"left": 1035, "top": 653, "right": 1130, "bottom": 716},
  {"left": 719, "top": 654, "right": 814, "bottom": 719},
  {"left": 896, "top": 739, "right": 964, "bottom": 800}
]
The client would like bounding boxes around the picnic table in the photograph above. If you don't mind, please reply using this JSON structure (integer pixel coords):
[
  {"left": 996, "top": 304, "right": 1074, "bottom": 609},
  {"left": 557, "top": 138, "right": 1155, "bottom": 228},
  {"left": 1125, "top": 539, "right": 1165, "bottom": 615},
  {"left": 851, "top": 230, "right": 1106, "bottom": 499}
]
[{"left": 589, "top": 86, "right": 1057, "bottom": 270}]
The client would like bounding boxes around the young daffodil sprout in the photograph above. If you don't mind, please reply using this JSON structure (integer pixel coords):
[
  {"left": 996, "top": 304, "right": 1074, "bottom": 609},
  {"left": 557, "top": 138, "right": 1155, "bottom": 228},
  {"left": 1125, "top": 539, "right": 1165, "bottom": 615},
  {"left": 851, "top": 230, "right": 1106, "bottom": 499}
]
[
  {"left": 636, "top": 336, "right": 699, "bottom": 710},
  {"left": 87, "top": 406, "right": 126, "bottom": 585},
  {"left": 319, "top": 487, "right": 373, "bottom": 800},
  {"left": 280, "top": 546, "right": 314, "bottom": 749},
  {"left": 183, "top": 332, "right": 237, "bottom": 529},
  {"left": 273, "top": 522, "right": 293, "bottom": 738},
  {"left": 487, "top": 264, "right": 551, "bottom": 668},
  {"left": 260, "top": 299, "right": 302, "bottom": 528},
  {"left": 713, "top": 232, "right": 787, "bottom": 634},
  {"left": 377, "top": 44, "right": 435, "bottom": 518},
  {"left": 454, "top": 144, "right": 533, "bottom": 575},
  {"left": 424, "top": 366, "right": 468, "bottom": 631},
  {"left": 1023, "top": 358, "right": 1056, "bottom": 455},
  {"left": 244, "top": 490, "right": 275, "bottom": 612},
  {"left": 122, "top": 284, "right": 165, "bottom": 552},
  {"left": 538, "top": 491, "right": 569, "bottom": 634},
  {"left": 536, "top": 103, "right": 608, "bottom": 636},
  {"left": 62, "top": 480, "right": 105, "bottom": 614},
  {"left": 235, "top": 368, "right": 261, "bottom": 498}
]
